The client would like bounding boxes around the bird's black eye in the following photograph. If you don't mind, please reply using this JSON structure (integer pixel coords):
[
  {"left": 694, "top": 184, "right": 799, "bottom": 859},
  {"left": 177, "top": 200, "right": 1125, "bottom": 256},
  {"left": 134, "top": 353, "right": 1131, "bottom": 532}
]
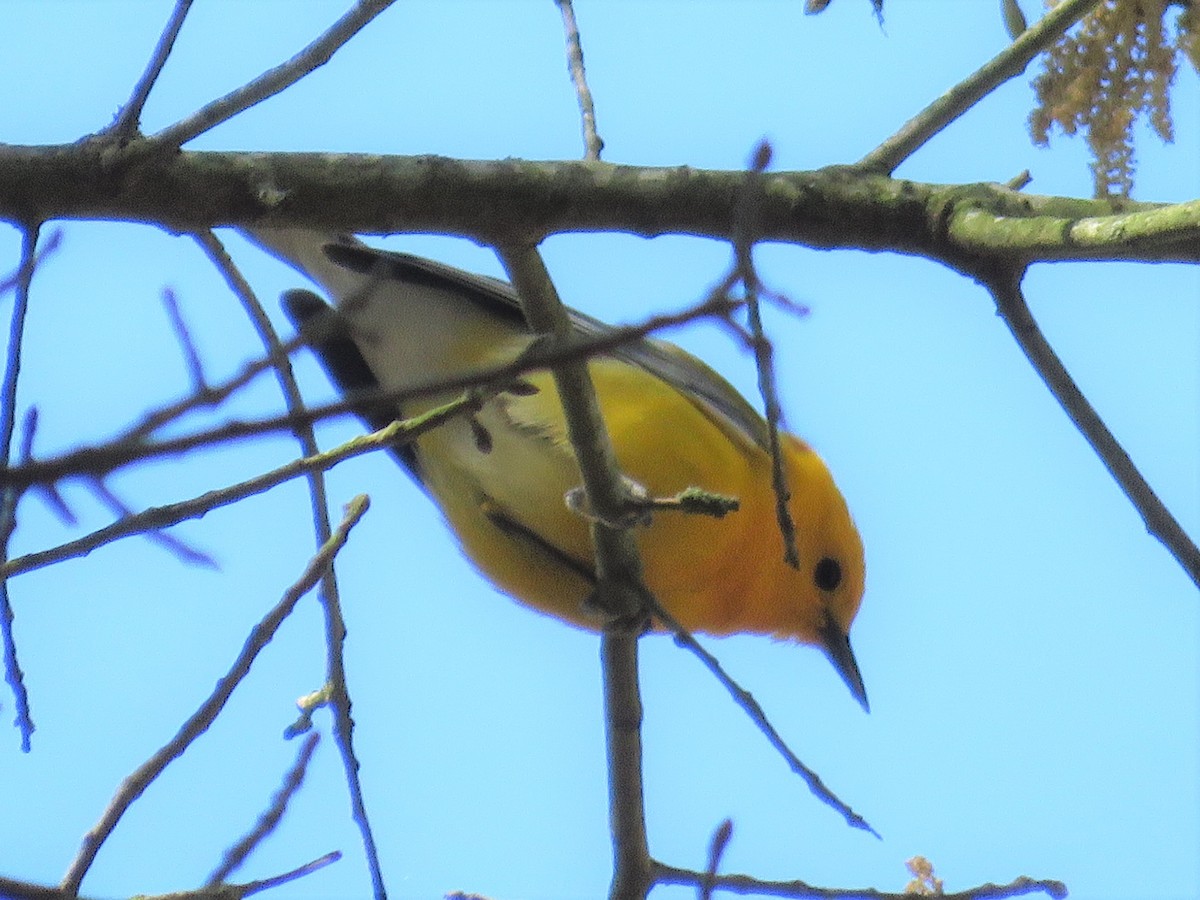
[{"left": 813, "top": 557, "right": 842, "bottom": 592}]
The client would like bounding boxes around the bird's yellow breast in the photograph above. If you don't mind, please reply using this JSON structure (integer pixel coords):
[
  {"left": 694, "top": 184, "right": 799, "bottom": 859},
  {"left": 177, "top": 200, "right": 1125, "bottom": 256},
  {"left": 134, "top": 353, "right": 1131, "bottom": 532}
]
[{"left": 414, "top": 354, "right": 864, "bottom": 648}]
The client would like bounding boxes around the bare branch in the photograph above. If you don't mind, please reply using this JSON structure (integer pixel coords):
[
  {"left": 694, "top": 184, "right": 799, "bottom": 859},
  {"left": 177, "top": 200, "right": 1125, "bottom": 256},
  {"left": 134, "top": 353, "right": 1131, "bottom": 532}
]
[
  {"left": 3, "top": 146, "right": 1197, "bottom": 264},
  {"left": 733, "top": 140, "right": 800, "bottom": 570},
  {"left": 0, "top": 395, "right": 482, "bottom": 580},
  {"left": 240, "top": 851, "right": 342, "bottom": 897},
  {"left": 126, "top": 339, "right": 306, "bottom": 445},
  {"left": 601, "top": 627, "right": 652, "bottom": 900},
  {"left": 859, "top": 0, "right": 1103, "bottom": 173},
  {"left": 23, "top": 408, "right": 77, "bottom": 526},
  {"left": 556, "top": 0, "right": 604, "bottom": 160},
  {"left": 152, "top": 0, "right": 398, "bottom": 149},
  {"left": 1, "top": 224, "right": 42, "bottom": 752},
  {"left": 983, "top": 268, "right": 1200, "bottom": 589},
  {"left": 653, "top": 594, "right": 877, "bottom": 836},
  {"left": 494, "top": 244, "right": 654, "bottom": 899},
  {"left": 193, "top": 231, "right": 314, "bottom": 456},
  {"left": 950, "top": 197, "right": 1200, "bottom": 261},
  {"left": 0, "top": 875, "right": 100, "bottom": 900},
  {"left": 162, "top": 287, "right": 208, "bottom": 392},
  {"left": 699, "top": 819, "right": 733, "bottom": 900},
  {"left": 0, "top": 228, "right": 61, "bottom": 296},
  {"left": 654, "top": 863, "right": 1067, "bottom": 899},
  {"left": 109, "top": 0, "right": 195, "bottom": 140},
  {"left": 0, "top": 289, "right": 739, "bottom": 492},
  {"left": 87, "top": 478, "right": 218, "bottom": 569},
  {"left": 207, "top": 732, "right": 321, "bottom": 886},
  {"left": 0, "top": 853, "right": 342, "bottom": 900},
  {"left": 200, "top": 227, "right": 389, "bottom": 899},
  {"left": 59, "top": 495, "right": 370, "bottom": 896}
]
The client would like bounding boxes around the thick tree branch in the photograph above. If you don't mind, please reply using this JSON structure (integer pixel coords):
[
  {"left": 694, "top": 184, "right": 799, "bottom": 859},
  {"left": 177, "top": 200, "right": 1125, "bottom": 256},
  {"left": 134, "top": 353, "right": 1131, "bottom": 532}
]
[
  {"left": 949, "top": 198, "right": 1200, "bottom": 260},
  {"left": 0, "top": 147, "right": 1194, "bottom": 266}
]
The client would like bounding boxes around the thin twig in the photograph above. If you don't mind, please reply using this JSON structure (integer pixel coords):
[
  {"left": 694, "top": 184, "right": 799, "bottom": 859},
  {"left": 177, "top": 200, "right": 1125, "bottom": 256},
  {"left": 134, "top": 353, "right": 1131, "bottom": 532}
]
[
  {"left": 162, "top": 287, "right": 208, "bottom": 392},
  {"left": 651, "top": 594, "right": 877, "bottom": 836},
  {"left": 124, "top": 328, "right": 306, "bottom": 445},
  {"left": 191, "top": 232, "right": 301, "bottom": 429},
  {"left": 59, "top": 496, "right": 370, "bottom": 896},
  {"left": 654, "top": 862, "right": 1067, "bottom": 900},
  {"left": 638, "top": 487, "right": 739, "bottom": 519},
  {"left": 983, "top": 268, "right": 1200, "bottom": 589},
  {"left": 192, "top": 230, "right": 396, "bottom": 887},
  {"left": 0, "top": 228, "right": 62, "bottom": 297},
  {"left": 556, "top": 0, "right": 604, "bottom": 160},
  {"left": 87, "top": 478, "right": 217, "bottom": 569},
  {"left": 241, "top": 851, "right": 342, "bottom": 897},
  {"left": 322, "top": 543, "right": 384, "bottom": 900},
  {"left": 1, "top": 854, "right": 342, "bottom": 900},
  {"left": 733, "top": 140, "right": 800, "bottom": 569},
  {"left": 109, "top": 0, "right": 194, "bottom": 140},
  {"left": 152, "top": 0, "right": 397, "bottom": 149},
  {"left": 23, "top": 408, "right": 77, "bottom": 526},
  {"left": 1, "top": 287, "right": 741, "bottom": 491},
  {"left": 0, "top": 224, "right": 41, "bottom": 752},
  {"left": 1005, "top": 169, "right": 1033, "bottom": 191},
  {"left": 207, "top": 732, "right": 321, "bottom": 885},
  {"left": 1, "top": 395, "right": 481, "bottom": 580},
  {"left": 858, "top": 0, "right": 1102, "bottom": 173},
  {"left": 699, "top": 819, "right": 733, "bottom": 900}
]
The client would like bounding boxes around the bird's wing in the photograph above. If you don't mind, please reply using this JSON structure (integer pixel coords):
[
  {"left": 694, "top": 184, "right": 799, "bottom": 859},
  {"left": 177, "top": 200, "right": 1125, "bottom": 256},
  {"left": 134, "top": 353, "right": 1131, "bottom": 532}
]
[
  {"left": 281, "top": 287, "right": 425, "bottom": 484},
  {"left": 317, "top": 240, "right": 772, "bottom": 454},
  {"left": 249, "top": 227, "right": 772, "bottom": 454}
]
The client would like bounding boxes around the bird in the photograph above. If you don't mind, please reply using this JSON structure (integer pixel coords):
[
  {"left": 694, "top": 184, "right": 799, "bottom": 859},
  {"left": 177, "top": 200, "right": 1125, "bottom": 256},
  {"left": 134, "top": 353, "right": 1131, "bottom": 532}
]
[{"left": 245, "top": 228, "right": 869, "bottom": 709}]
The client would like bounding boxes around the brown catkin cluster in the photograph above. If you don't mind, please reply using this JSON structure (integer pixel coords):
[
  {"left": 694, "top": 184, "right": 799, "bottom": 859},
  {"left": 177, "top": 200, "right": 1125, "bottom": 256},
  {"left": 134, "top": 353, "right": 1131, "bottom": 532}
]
[{"left": 1030, "top": 0, "right": 1198, "bottom": 197}]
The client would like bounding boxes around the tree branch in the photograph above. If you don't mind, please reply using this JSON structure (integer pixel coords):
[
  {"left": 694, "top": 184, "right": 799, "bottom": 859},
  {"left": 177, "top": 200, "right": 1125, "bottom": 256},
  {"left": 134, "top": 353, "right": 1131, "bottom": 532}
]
[
  {"left": 207, "top": 732, "right": 321, "bottom": 886},
  {"left": 859, "top": 0, "right": 1103, "bottom": 173},
  {"left": 150, "top": 0, "right": 398, "bottom": 150},
  {"left": 0, "top": 224, "right": 44, "bottom": 752},
  {"left": 0, "top": 401, "right": 474, "bottom": 580},
  {"left": 494, "top": 244, "right": 654, "bottom": 900},
  {"left": 109, "top": 0, "right": 194, "bottom": 140},
  {"left": 59, "top": 496, "right": 370, "bottom": 896},
  {"left": 1, "top": 147, "right": 1194, "bottom": 265},
  {"left": 653, "top": 862, "right": 1067, "bottom": 900},
  {"left": 197, "top": 231, "right": 388, "bottom": 898},
  {"left": 982, "top": 267, "right": 1200, "bottom": 590},
  {"left": 556, "top": 0, "right": 604, "bottom": 160},
  {"left": 0, "top": 285, "right": 738, "bottom": 491}
]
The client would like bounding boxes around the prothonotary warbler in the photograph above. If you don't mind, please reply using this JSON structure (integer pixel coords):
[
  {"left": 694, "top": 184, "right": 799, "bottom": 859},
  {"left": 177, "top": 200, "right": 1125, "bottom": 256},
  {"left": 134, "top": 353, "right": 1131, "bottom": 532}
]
[{"left": 245, "top": 229, "right": 869, "bottom": 709}]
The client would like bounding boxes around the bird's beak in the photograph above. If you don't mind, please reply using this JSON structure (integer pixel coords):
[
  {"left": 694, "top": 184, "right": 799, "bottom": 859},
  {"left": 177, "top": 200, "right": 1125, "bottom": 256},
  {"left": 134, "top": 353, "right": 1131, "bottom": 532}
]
[{"left": 818, "top": 619, "right": 869, "bottom": 712}]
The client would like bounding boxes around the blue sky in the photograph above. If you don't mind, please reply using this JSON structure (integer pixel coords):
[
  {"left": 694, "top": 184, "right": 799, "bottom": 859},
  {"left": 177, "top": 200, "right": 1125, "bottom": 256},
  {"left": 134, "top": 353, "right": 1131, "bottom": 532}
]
[{"left": 1, "top": 2, "right": 1197, "bottom": 899}]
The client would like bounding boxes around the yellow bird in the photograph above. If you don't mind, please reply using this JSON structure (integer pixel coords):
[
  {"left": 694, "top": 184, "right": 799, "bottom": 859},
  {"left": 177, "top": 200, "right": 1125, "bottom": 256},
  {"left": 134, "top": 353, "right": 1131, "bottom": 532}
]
[{"left": 246, "top": 229, "right": 869, "bottom": 709}]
